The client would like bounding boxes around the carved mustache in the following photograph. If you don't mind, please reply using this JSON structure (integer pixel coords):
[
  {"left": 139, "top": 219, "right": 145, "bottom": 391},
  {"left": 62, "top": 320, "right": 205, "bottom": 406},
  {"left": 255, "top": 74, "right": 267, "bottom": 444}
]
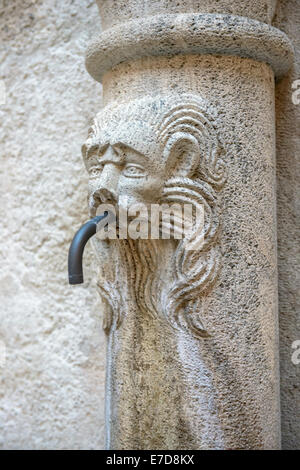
[{"left": 89, "top": 189, "right": 117, "bottom": 217}]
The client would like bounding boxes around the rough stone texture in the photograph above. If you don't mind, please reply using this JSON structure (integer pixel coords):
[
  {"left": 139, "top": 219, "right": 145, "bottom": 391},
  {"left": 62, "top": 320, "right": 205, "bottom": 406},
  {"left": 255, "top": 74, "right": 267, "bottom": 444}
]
[
  {"left": 83, "top": 90, "right": 228, "bottom": 448},
  {"left": 0, "top": 0, "right": 106, "bottom": 449},
  {"left": 0, "top": 0, "right": 299, "bottom": 451},
  {"left": 274, "top": 0, "right": 300, "bottom": 450},
  {"left": 85, "top": 0, "right": 287, "bottom": 449},
  {"left": 98, "top": 52, "right": 281, "bottom": 450},
  {"left": 97, "top": 0, "right": 278, "bottom": 29},
  {"left": 85, "top": 13, "right": 293, "bottom": 82}
]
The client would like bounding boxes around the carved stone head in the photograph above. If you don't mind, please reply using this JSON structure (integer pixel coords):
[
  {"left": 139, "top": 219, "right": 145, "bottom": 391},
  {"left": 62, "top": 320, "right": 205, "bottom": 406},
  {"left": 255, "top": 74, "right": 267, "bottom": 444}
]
[
  {"left": 82, "top": 94, "right": 226, "bottom": 336},
  {"left": 82, "top": 94, "right": 225, "bottom": 216}
]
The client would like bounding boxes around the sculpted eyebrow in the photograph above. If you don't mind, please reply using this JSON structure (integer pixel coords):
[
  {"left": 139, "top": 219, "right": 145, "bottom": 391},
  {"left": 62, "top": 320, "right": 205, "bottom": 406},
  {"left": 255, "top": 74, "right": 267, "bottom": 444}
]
[
  {"left": 112, "top": 142, "right": 149, "bottom": 163},
  {"left": 86, "top": 142, "right": 108, "bottom": 159},
  {"left": 98, "top": 143, "right": 109, "bottom": 156}
]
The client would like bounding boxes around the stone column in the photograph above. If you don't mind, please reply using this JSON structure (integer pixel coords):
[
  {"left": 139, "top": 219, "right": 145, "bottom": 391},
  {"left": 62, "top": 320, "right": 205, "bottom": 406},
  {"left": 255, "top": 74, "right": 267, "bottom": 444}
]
[{"left": 83, "top": 1, "right": 293, "bottom": 449}]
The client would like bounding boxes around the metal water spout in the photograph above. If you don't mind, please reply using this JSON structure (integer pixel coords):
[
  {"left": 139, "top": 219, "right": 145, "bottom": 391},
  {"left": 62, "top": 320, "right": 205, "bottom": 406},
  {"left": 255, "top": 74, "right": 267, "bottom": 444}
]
[{"left": 68, "top": 212, "right": 109, "bottom": 285}]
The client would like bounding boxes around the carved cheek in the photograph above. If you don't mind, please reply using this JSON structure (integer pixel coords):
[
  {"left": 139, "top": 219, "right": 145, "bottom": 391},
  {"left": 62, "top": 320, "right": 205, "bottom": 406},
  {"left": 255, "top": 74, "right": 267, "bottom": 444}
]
[
  {"left": 88, "top": 177, "right": 100, "bottom": 195},
  {"left": 118, "top": 175, "right": 163, "bottom": 204}
]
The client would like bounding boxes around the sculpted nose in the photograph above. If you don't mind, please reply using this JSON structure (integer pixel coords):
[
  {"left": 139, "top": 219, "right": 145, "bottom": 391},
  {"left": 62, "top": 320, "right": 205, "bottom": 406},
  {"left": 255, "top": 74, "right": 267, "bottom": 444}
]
[
  {"left": 93, "top": 163, "right": 119, "bottom": 207},
  {"left": 98, "top": 163, "right": 119, "bottom": 201}
]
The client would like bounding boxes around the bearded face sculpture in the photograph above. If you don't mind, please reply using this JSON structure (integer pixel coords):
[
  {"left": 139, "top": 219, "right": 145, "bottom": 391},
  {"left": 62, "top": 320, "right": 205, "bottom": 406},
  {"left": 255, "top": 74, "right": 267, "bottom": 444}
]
[{"left": 82, "top": 94, "right": 226, "bottom": 337}]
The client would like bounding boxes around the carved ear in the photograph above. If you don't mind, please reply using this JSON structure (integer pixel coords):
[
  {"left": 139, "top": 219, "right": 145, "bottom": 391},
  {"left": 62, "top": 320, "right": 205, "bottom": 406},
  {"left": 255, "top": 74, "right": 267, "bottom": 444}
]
[{"left": 163, "top": 132, "right": 199, "bottom": 178}]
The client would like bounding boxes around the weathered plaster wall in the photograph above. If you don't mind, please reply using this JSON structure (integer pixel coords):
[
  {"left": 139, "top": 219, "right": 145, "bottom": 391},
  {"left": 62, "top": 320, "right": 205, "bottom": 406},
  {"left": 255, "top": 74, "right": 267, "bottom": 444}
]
[
  {"left": 274, "top": 0, "right": 300, "bottom": 451},
  {"left": 0, "top": 0, "right": 299, "bottom": 450},
  {"left": 0, "top": 0, "right": 106, "bottom": 449}
]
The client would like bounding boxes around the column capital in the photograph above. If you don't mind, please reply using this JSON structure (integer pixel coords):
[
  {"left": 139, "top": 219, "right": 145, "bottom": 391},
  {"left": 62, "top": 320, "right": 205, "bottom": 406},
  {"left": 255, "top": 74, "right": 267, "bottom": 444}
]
[
  {"left": 86, "top": 13, "right": 293, "bottom": 83},
  {"left": 96, "top": 0, "right": 279, "bottom": 29}
]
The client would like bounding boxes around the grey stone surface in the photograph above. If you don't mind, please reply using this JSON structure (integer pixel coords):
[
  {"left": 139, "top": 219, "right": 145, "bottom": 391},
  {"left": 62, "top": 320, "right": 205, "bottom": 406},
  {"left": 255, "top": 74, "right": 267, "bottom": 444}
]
[
  {"left": 97, "top": 0, "right": 278, "bottom": 29},
  {"left": 85, "top": 0, "right": 291, "bottom": 449},
  {"left": 86, "top": 13, "right": 293, "bottom": 82},
  {"left": 98, "top": 52, "right": 281, "bottom": 450},
  {"left": 0, "top": 0, "right": 298, "bottom": 450},
  {"left": 274, "top": 0, "right": 300, "bottom": 451},
  {"left": 0, "top": 0, "right": 106, "bottom": 450}
]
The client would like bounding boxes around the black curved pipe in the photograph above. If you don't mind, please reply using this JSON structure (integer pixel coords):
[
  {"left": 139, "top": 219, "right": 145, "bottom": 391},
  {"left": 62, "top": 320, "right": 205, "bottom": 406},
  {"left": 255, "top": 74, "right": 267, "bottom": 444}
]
[{"left": 68, "top": 212, "right": 108, "bottom": 285}]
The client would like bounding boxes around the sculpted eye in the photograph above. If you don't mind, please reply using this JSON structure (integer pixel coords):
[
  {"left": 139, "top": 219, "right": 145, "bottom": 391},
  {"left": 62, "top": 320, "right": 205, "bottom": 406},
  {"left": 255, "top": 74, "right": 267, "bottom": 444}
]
[
  {"left": 123, "top": 164, "right": 146, "bottom": 178},
  {"left": 89, "top": 166, "right": 103, "bottom": 178}
]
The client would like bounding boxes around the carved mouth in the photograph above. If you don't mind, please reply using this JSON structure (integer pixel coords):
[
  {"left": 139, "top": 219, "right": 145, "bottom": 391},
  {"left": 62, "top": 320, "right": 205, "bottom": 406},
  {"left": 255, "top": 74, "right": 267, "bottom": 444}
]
[{"left": 89, "top": 189, "right": 118, "bottom": 217}]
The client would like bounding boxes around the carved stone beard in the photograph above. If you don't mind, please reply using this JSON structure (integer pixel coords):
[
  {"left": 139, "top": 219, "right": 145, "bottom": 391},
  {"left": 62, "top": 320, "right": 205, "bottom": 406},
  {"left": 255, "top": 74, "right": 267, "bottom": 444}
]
[
  {"left": 95, "top": 175, "right": 221, "bottom": 338},
  {"left": 85, "top": 93, "right": 227, "bottom": 337},
  {"left": 95, "top": 231, "right": 167, "bottom": 335}
]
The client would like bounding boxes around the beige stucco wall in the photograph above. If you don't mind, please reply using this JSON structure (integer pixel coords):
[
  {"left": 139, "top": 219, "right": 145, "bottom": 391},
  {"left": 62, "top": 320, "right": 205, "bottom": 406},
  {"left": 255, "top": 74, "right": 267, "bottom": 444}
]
[
  {"left": 0, "top": 0, "right": 299, "bottom": 449},
  {"left": 0, "top": 0, "right": 106, "bottom": 449}
]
